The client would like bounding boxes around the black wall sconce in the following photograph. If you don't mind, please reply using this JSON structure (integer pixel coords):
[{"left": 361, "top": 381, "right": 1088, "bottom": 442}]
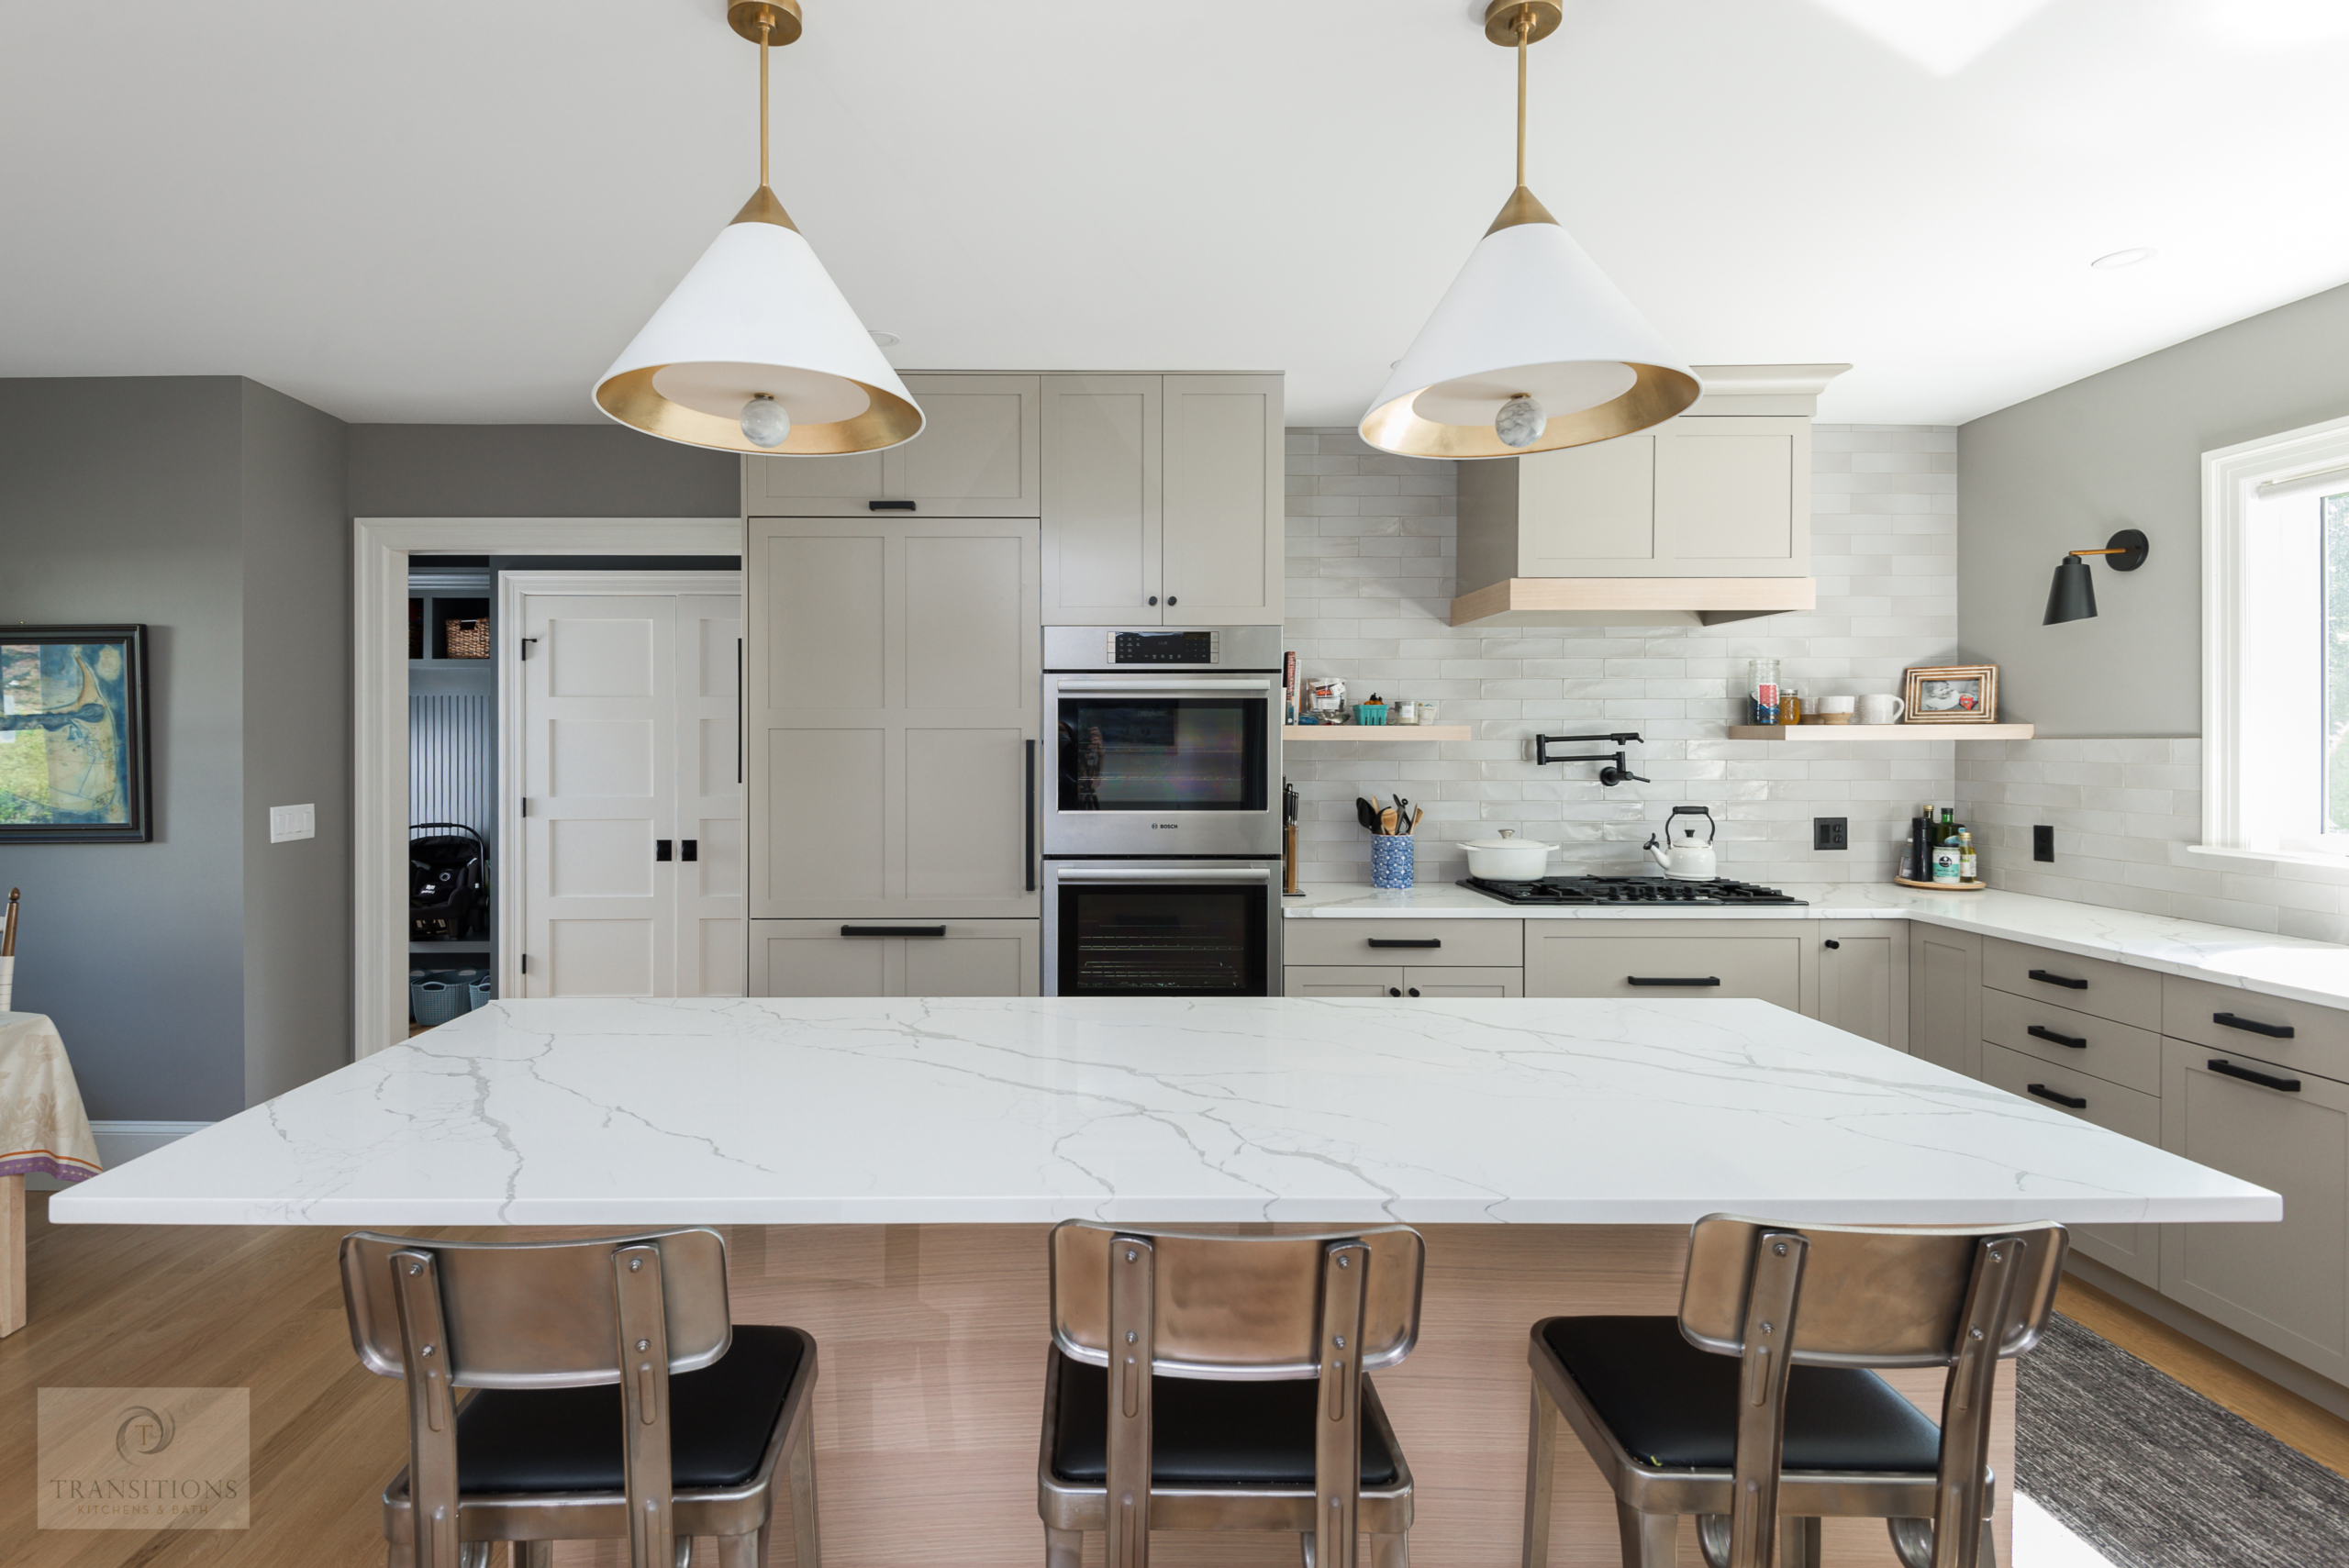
[{"left": 2044, "top": 528, "right": 2149, "bottom": 625}]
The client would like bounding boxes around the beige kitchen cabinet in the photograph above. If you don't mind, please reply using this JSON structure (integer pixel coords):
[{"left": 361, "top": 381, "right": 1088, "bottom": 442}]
[
  {"left": 1816, "top": 920, "right": 1908, "bottom": 1050},
  {"left": 2160, "top": 1040, "right": 2349, "bottom": 1385},
  {"left": 1980, "top": 986, "right": 2160, "bottom": 1097},
  {"left": 1908, "top": 924, "right": 1981, "bottom": 1078},
  {"left": 1041, "top": 373, "right": 1283, "bottom": 626},
  {"left": 1524, "top": 920, "right": 1810, "bottom": 1012},
  {"left": 1983, "top": 936, "right": 2160, "bottom": 1032},
  {"left": 1978, "top": 1040, "right": 2163, "bottom": 1287},
  {"left": 1282, "top": 919, "right": 1523, "bottom": 968},
  {"left": 742, "top": 373, "right": 1041, "bottom": 517},
  {"left": 2162, "top": 973, "right": 2349, "bottom": 1086},
  {"left": 751, "top": 918, "right": 1040, "bottom": 997},
  {"left": 1283, "top": 965, "right": 1523, "bottom": 998},
  {"left": 745, "top": 516, "right": 1039, "bottom": 919}
]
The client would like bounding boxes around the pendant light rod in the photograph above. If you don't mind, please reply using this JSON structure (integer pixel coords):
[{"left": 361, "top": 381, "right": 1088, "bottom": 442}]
[
  {"left": 1515, "top": 9, "right": 1530, "bottom": 191},
  {"left": 758, "top": 16, "right": 770, "bottom": 189}
]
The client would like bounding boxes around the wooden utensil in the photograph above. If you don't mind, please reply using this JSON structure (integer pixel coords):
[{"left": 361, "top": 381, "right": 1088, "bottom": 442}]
[
  {"left": 1408, "top": 806, "right": 1423, "bottom": 834},
  {"left": 1380, "top": 806, "right": 1397, "bottom": 836}
]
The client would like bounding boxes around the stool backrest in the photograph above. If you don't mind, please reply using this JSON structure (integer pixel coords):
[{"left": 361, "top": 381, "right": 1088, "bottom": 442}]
[
  {"left": 1676, "top": 1215, "right": 2067, "bottom": 1568},
  {"left": 1048, "top": 1222, "right": 1425, "bottom": 1568},
  {"left": 339, "top": 1229, "right": 733, "bottom": 1568}
]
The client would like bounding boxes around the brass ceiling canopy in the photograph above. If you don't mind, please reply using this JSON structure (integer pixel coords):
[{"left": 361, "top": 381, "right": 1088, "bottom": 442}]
[
  {"left": 1483, "top": 0, "right": 1562, "bottom": 47},
  {"left": 727, "top": 1, "right": 803, "bottom": 45}
]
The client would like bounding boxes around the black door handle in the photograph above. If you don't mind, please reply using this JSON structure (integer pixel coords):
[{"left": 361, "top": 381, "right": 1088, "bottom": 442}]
[
  {"left": 1147, "top": 595, "right": 1159, "bottom": 606},
  {"left": 2027, "top": 968, "right": 2087, "bottom": 990},
  {"left": 1368, "top": 938, "right": 1442, "bottom": 949},
  {"left": 2209, "top": 1058, "right": 2302, "bottom": 1093},
  {"left": 655, "top": 840, "right": 673, "bottom": 862},
  {"left": 1025, "top": 738, "right": 1038, "bottom": 893},
  {"left": 681, "top": 840, "right": 698, "bottom": 862},
  {"left": 841, "top": 925, "right": 948, "bottom": 937},
  {"left": 2027, "top": 1084, "right": 2087, "bottom": 1109},
  {"left": 868, "top": 499, "right": 916, "bottom": 511},
  {"left": 1166, "top": 595, "right": 1177, "bottom": 606},
  {"left": 1628, "top": 976, "right": 1721, "bottom": 987},
  {"left": 2213, "top": 1011, "right": 2294, "bottom": 1040},
  {"left": 2027, "top": 1024, "right": 2087, "bottom": 1050},
  {"left": 1387, "top": 987, "right": 1401, "bottom": 997},
  {"left": 1823, "top": 940, "right": 1840, "bottom": 949},
  {"left": 1407, "top": 986, "right": 1420, "bottom": 997}
]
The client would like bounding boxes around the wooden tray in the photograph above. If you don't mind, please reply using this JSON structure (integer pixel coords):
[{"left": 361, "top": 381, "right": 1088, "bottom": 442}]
[{"left": 1894, "top": 876, "right": 1987, "bottom": 891}]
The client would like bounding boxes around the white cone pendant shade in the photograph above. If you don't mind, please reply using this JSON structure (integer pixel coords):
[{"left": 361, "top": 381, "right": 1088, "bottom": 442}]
[{"left": 596, "top": 194, "right": 922, "bottom": 454}]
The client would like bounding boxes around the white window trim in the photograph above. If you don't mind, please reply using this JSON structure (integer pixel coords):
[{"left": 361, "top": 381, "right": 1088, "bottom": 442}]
[{"left": 2199, "top": 413, "right": 2349, "bottom": 867}]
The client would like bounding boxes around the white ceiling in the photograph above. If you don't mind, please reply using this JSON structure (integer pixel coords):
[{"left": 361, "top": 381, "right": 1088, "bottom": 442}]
[{"left": 5, "top": 0, "right": 2348, "bottom": 429}]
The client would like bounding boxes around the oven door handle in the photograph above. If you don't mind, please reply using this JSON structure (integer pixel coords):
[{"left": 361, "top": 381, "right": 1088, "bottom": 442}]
[
  {"left": 1052, "top": 678, "right": 1277, "bottom": 693},
  {"left": 1052, "top": 866, "right": 1275, "bottom": 883}
]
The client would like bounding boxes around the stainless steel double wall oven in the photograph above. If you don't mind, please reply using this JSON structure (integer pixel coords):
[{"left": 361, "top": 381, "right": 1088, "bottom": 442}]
[{"left": 1041, "top": 627, "right": 1284, "bottom": 995}]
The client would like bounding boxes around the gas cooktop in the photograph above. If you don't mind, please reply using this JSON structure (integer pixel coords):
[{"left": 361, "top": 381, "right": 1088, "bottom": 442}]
[{"left": 1458, "top": 875, "right": 1806, "bottom": 906}]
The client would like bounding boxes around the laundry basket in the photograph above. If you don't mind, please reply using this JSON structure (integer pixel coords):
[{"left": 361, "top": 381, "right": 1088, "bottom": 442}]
[{"left": 444, "top": 617, "right": 491, "bottom": 659}]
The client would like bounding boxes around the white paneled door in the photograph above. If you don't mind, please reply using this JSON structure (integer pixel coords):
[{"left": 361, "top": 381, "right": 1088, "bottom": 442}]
[{"left": 518, "top": 588, "right": 743, "bottom": 998}]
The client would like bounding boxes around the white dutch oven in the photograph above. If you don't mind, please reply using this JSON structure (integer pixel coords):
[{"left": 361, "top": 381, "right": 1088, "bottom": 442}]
[{"left": 1463, "top": 829, "right": 1556, "bottom": 881}]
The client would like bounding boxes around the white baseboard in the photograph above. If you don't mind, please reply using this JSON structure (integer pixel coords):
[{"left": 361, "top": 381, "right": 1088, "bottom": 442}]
[{"left": 24, "top": 1120, "right": 210, "bottom": 1191}]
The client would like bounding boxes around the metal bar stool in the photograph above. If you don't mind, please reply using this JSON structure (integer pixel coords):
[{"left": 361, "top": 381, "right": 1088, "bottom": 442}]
[
  {"left": 340, "top": 1228, "right": 820, "bottom": 1568},
  {"left": 1036, "top": 1221, "right": 1427, "bottom": 1568},
  {"left": 1520, "top": 1214, "right": 2067, "bottom": 1568}
]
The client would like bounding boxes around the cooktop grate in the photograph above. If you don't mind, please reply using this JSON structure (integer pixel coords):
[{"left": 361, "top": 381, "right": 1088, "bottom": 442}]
[{"left": 1457, "top": 875, "right": 1806, "bottom": 906}]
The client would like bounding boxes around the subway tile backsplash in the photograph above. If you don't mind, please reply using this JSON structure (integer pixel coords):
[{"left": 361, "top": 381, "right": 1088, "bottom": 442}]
[{"left": 1283, "top": 425, "right": 1961, "bottom": 887}]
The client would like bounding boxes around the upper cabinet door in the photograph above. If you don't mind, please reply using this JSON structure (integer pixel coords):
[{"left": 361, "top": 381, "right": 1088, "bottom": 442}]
[
  {"left": 1041, "top": 375, "right": 1163, "bottom": 625},
  {"left": 1161, "top": 374, "right": 1284, "bottom": 626},
  {"left": 742, "top": 373, "right": 1041, "bottom": 517}
]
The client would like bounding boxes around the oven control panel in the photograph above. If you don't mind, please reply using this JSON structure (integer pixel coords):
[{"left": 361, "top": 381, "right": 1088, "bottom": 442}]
[
  {"left": 1113, "top": 631, "right": 1215, "bottom": 664},
  {"left": 1043, "top": 626, "right": 1284, "bottom": 673}
]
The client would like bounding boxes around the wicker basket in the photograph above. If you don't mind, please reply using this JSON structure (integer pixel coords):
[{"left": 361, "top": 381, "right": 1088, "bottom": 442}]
[{"left": 444, "top": 618, "right": 491, "bottom": 659}]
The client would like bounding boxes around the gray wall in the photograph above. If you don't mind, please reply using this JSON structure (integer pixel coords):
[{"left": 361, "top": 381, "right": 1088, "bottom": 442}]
[
  {"left": 350, "top": 425, "right": 737, "bottom": 518},
  {"left": 1958, "top": 280, "right": 2349, "bottom": 737},
  {"left": 0, "top": 378, "right": 252, "bottom": 1121},
  {"left": 239, "top": 382, "right": 351, "bottom": 1105}
]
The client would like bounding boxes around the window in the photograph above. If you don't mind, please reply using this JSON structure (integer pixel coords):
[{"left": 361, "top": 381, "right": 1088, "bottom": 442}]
[{"left": 2201, "top": 414, "right": 2349, "bottom": 864}]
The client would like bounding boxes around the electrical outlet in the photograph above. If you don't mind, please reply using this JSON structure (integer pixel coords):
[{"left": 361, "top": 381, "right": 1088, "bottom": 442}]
[
  {"left": 2033, "top": 824, "right": 2055, "bottom": 862},
  {"left": 1812, "top": 817, "right": 1849, "bottom": 851},
  {"left": 269, "top": 804, "right": 316, "bottom": 844}
]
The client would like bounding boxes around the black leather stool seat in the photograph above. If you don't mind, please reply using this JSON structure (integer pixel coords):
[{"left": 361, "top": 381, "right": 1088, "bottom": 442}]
[
  {"left": 1542, "top": 1317, "right": 1942, "bottom": 1473},
  {"left": 1051, "top": 1352, "right": 1400, "bottom": 1488},
  {"left": 454, "top": 1325, "right": 806, "bottom": 1494}
]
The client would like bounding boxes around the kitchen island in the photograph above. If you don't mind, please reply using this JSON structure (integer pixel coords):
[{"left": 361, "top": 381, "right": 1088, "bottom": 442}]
[{"left": 54, "top": 996, "right": 2274, "bottom": 1568}]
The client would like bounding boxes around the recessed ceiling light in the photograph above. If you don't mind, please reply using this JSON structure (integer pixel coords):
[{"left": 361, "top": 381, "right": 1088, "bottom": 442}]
[
  {"left": 2090, "top": 248, "right": 2158, "bottom": 271},
  {"left": 869, "top": 329, "right": 900, "bottom": 347}
]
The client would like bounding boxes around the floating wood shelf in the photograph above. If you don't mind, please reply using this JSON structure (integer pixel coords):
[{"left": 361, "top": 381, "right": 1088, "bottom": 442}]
[
  {"left": 1727, "top": 723, "right": 2036, "bottom": 741},
  {"left": 1283, "top": 726, "right": 1473, "bottom": 741}
]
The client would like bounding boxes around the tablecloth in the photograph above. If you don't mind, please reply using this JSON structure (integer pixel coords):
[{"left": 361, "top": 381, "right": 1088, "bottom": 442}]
[{"left": 0, "top": 1013, "right": 100, "bottom": 1184}]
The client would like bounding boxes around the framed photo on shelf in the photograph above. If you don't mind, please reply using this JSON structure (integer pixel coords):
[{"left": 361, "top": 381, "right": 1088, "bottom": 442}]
[
  {"left": 1903, "top": 663, "right": 1998, "bottom": 724},
  {"left": 0, "top": 625, "right": 151, "bottom": 842}
]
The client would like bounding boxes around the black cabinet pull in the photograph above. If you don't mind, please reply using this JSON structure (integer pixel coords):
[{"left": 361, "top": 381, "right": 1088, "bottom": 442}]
[
  {"left": 1147, "top": 595, "right": 1159, "bottom": 606},
  {"left": 655, "top": 839, "right": 673, "bottom": 862},
  {"left": 681, "top": 840, "right": 698, "bottom": 862},
  {"left": 841, "top": 925, "right": 948, "bottom": 937},
  {"left": 868, "top": 499, "right": 916, "bottom": 511},
  {"left": 1407, "top": 986, "right": 1420, "bottom": 997},
  {"left": 1628, "top": 976, "right": 1720, "bottom": 987},
  {"left": 2209, "top": 1058, "right": 2302, "bottom": 1093},
  {"left": 1823, "top": 940, "right": 1840, "bottom": 950},
  {"left": 1024, "top": 738, "right": 1038, "bottom": 893},
  {"left": 2028, "top": 968, "right": 2087, "bottom": 990},
  {"left": 1368, "top": 938, "right": 1441, "bottom": 949},
  {"left": 2027, "top": 1083, "right": 2087, "bottom": 1109},
  {"left": 1167, "top": 595, "right": 1177, "bottom": 606},
  {"left": 1387, "top": 987, "right": 1401, "bottom": 997},
  {"left": 2213, "top": 1011, "right": 2294, "bottom": 1040},
  {"left": 2027, "top": 1024, "right": 2087, "bottom": 1050}
]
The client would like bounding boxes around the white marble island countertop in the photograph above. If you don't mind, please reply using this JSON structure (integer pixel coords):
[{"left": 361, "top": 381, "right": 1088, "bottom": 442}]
[
  {"left": 1287, "top": 881, "right": 2349, "bottom": 1013},
  {"left": 51, "top": 996, "right": 2274, "bottom": 1229}
]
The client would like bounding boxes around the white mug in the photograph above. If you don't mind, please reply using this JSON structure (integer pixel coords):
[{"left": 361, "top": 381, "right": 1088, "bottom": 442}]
[
  {"left": 1855, "top": 693, "right": 1907, "bottom": 725},
  {"left": 1812, "top": 695, "right": 1856, "bottom": 716}
]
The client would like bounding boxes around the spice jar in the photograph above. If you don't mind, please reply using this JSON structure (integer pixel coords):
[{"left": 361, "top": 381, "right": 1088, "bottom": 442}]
[
  {"left": 1780, "top": 685, "right": 1803, "bottom": 726},
  {"left": 1748, "top": 659, "right": 1781, "bottom": 725}
]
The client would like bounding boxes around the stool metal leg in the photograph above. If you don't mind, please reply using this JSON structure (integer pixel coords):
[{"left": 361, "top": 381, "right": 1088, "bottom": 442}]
[
  {"left": 717, "top": 1533, "right": 759, "bottom": 1568},
  {"left": 1520, "top": 1382, "right": 1557, "bottom": 1568},
  {"left": 518, "top": 1546, "right": 554, "bottom": 1568},
  {"left": 1371, "top": 1532, "right": 1408, "bottom": 1568},
  {"left": 788, "top": 1437, "right": 821, "bottom": 1568},
  {"left": 1777, "top": 1517, "right": 1820, "bottom": 1568},
  {"left": 1046, "top": 1528, "right": 1084, "bottom": 1568},
  {"left": 1614, "top": 1502, "right": 1677, "bottom": 1568}
]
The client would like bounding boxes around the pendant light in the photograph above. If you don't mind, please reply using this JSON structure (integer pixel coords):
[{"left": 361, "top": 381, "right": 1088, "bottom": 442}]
[
  {"left": 1361, "top": 1, "right": 1698, "bottom": 460},
  {"left": 595, "top": 2, "right": 921, "bottom": 455}
]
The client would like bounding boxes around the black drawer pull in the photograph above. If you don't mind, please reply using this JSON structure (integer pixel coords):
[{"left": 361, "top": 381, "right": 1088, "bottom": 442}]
[
  {"left": 1367, "top": 938, "right": 1441, "bottom": 949},
  {"left": 681, "top": 839, "right": 698, "bottom": 862},
  {"left": 2213, "top": 1011, "right": 2294, "bottom": 1040},
  {"left": 655, "top": 839, "right": 673, "bottom": 862},
  {"left": 868, "top": 499, "right": 916, "bottom": 511},
  {"left": 2027, "top": 1024, "right": 2087, "bottom": 1050},
  {"left": 840, "top": 925, "right": 947, "bottom": 937},
  {"left": 2027, "top": 1083, "right": 2087, "bottom": 1109},
  {"left": 2028, "top": 968, "right": 2087, "bottom": 990},
  {"left": 1628, "top": 976, "right": 1720, "bottom": 987},
  {"left": 2209, "top": 1058, "right": 2302, "bottom": 1093}
]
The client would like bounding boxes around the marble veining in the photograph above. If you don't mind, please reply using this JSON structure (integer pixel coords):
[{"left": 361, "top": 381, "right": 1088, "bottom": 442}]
[
  {"left": 50, "top": 996, "right": 2273, "bottom": 1229},
  {"left": 1286, "top": 883, "right": 2349, "bottom": 1014}
]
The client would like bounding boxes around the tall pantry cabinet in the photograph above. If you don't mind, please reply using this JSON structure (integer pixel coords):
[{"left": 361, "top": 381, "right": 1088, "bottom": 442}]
[{"left": 742, "top": 371, "right": 1285, "bottom": 998}]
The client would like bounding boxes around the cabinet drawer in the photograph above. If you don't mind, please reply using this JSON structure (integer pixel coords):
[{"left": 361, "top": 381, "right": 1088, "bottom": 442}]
[
  {"left": 2162, "top": 974, "right": 2349, "bottom": 1086},
  {"left": 1981, "top": 1040, "right": 2161, "bottom": 1145},
  {"left": 1282, "top": 918, "right": 1522, "bottom": 968},
  {"left": 1980, "top": 986, "right": 2160, "bottom": 1096},
  {"left": 1283, "top": 965, "right": 1524, "bottom": 999},
  {"left": 1526, "top": 924, "right": 1802, "bottom": 1010},
  {"left": 751, "top": 918, "right": 1039, "bottom": 997},
  {"left": 1405, "top": 966, "right": 1522, "bottom": 999},
  {"left": 1981, "top": 937, "right": 2159, "bottom": 1030}
]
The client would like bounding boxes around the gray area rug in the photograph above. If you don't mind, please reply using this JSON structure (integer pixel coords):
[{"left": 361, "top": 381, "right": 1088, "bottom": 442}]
[{"left": 2016, "top": 1312, "right": 2349, "bottom": 1567}]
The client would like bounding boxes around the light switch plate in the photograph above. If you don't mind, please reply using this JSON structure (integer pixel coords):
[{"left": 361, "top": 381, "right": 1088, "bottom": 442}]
[{"left": 269, "top": 804, "right": 316, "bottom": 844}]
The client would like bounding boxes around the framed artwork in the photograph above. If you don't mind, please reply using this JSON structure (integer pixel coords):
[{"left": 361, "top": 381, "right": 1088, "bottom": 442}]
[
  {"left": 0, "top": 626, "right": 151, "bottom": 842},
  {"left": 1904, "top": 663, "right": 1998, "bottom": 724}
]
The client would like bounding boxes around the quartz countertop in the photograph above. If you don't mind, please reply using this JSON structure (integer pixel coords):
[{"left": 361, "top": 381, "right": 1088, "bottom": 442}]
[
  {"left": 49, "top": 996, "right": 2275, "bottom": 1229},
  {"left": 1286, "top": 882, "right": 2349, "bottom": 1014}
]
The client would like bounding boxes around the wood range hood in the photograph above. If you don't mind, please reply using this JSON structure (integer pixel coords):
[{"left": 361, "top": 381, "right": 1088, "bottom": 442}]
[{"left": 1448, "top": 363, "right": 1849, "bottom": 628}]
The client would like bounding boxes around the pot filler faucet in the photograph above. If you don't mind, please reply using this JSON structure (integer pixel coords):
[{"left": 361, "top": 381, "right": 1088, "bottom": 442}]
[{"left": 1533, "top": 731, "right": 1649, "bottom": 786}]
